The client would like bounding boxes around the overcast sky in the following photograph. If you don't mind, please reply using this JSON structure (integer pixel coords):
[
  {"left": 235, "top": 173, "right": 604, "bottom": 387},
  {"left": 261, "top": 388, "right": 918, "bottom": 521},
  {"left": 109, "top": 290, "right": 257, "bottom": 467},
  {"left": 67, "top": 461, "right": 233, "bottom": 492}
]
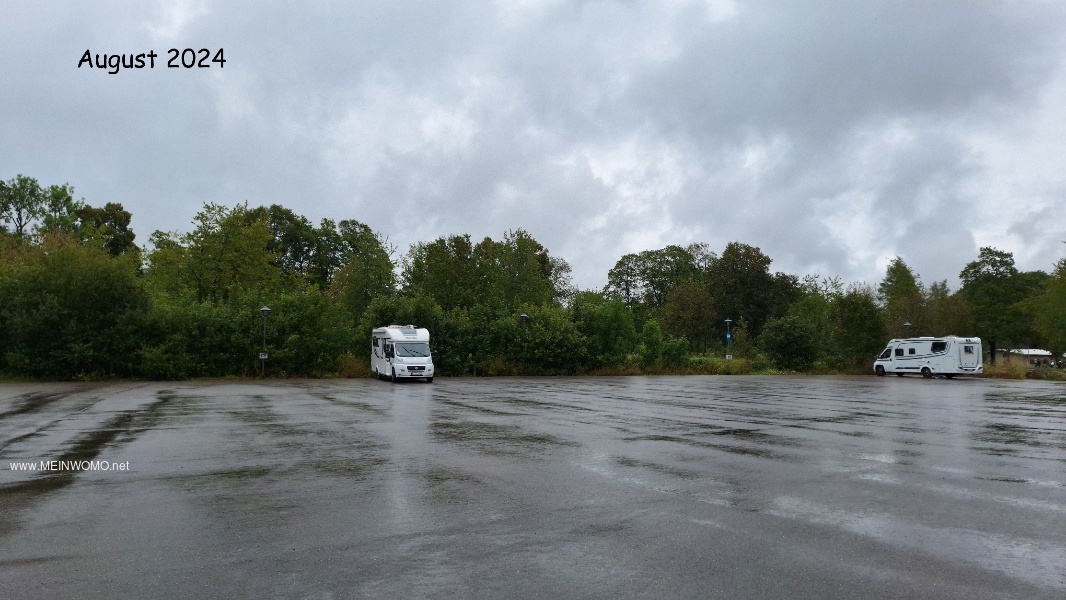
[{"left": 3, "top": 1, "right": 1065, "bottom": 291}]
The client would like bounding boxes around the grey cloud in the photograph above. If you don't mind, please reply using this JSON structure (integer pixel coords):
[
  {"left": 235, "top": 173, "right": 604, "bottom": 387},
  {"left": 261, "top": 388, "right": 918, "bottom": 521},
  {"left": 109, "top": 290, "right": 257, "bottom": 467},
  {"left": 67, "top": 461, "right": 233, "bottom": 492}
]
[{"left": 3, "top": 1, "right": 1065, "bottom": 291}]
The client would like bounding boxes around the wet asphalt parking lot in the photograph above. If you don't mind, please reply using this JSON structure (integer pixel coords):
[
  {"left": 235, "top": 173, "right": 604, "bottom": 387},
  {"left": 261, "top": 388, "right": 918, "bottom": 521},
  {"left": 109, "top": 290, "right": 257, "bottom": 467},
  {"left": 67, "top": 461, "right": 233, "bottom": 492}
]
[{"left": 1, "top": 375, "right": 1064, "bottom": 599}]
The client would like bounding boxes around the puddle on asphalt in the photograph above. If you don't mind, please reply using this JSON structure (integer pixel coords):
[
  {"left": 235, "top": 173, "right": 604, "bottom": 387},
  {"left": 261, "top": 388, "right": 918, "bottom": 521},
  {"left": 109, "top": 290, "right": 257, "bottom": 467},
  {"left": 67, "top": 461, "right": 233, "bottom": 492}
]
[
  {"left": 0, "top": 391, "right": 175, "bottom": 534},
  {"left": 615, "top": 456, "right": 698, "bottom": 480},
  {"left": 0, "top": 390, "right": 89, "bottom": 420},
  {"left": 430, "top": 420, "right": 579, "bottom": 455},
  {"left": 972, "top": 423, "right": 1044, "bottom": 447}
]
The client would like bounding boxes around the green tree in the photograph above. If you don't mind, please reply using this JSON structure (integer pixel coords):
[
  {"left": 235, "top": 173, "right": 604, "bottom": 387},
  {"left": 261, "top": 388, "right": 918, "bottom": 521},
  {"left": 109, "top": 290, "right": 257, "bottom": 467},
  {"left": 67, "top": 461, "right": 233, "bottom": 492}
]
[
  {"left": 704, "top": 242, "right": 798, "bottom": 337},
  {"left": 38, "top": 183, "right": 85, "bottom": 235},
  {"left": 571, "top": 293, "right": 638, "bottom": 366},
  {"left": 331, "top": 219, "right": 396, "bottom": 321},
  {"left": 0, "top": 234, "right": 147, "bottom": 378},
  {"left": 1025, "top": 258, "right": 1066, "bottom": 358},
  {"left": 473, "top": 229, "right": 560, "bottom": 310},
  {"left": 245, "top": 204, "right": 318, "bottom": 278},
  {"left": 146, "top": 203, "right": 284, "bottom": 303},
  {"left": 402, "top": 230, "right": 566, "bottom": 314},
  {"left": 959, "top": 247, "right": 1041, "bottom": 362},
  {"left": 759, "top": 314, "right": 819, "bottom": 371},
  {"left": 76, "top": 202, "right": 136, "bottom": 256},
  {"left": 0, "top": 175, "right": 45, "bottom": 237},
  {"left": 878, "top": 257, "right": 926, "bottom": 337},
  {"left": 830, "top": 284, "right": 888, "bottom": 369},
  {"left": 659, "top": 281, "right": 716, "bottom": 351},
  {"left": 402, "top": 234, "right": 480, "bottom": 312},
  {"left": 604, "top": 244, "right": 706, "bottom": 320},
  {"left": 924, "top": 280, "right": 974, "bottom": 337},
  {"left": 640, "top": 319, "right": 665, "bottom": 366}
]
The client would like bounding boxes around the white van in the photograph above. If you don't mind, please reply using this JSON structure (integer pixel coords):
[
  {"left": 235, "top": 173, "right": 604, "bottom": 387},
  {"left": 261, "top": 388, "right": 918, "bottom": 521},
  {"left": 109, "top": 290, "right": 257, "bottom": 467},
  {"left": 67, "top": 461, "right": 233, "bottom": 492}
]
[
  {"left": 371, "top": 325, "right": 435, "bottom": 382},
  {"left": 873, "top": 336, "right": 982, "bottom": 378}
]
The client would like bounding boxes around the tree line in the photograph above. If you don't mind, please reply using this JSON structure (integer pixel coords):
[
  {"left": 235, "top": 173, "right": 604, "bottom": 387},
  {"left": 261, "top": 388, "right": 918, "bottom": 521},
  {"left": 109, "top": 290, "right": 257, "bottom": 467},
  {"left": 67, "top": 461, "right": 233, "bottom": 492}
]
[{"left": 1, "top": 174, "right": 1064, "bottom": 380}]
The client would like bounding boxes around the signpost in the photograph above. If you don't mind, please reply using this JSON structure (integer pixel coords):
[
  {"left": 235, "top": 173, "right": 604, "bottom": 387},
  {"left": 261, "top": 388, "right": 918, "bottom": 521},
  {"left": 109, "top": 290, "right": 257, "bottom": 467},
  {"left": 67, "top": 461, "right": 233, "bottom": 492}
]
[{"left": 725, "top": 318, "right": 733, "bottom": 360}]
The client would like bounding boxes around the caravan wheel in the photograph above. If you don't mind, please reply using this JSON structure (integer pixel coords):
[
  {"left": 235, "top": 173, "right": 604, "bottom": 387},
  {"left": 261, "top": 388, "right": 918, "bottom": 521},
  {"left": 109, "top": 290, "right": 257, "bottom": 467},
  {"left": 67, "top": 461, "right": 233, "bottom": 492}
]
[
  {"left": 875, "top": 366, "right": 885, "bottom": 376},
  {"left": 921, "top": 367, "right": 932, "bottom": 378}
]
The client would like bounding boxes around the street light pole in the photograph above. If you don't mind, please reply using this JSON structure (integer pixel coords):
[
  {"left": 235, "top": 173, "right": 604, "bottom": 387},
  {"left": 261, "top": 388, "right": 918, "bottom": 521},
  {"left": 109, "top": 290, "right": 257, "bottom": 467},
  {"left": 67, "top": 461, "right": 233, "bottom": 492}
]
[
  {"left": 903, "top": 321, "right": 912, "bottom": 338},
  {"left": 725, "top": 318, "right": 733, "bottom": 360},
  {"left": 520, "top": 313, "right": 529, "bottom": 367},
  {"left": 260, "top": 306, "right": 271, "bottom": 377}
]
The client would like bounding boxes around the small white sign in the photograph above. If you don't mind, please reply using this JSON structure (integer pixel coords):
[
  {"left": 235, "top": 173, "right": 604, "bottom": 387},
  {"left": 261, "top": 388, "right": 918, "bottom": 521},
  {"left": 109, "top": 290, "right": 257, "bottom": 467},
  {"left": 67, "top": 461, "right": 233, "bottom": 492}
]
[
  {"left": 259, "top": 353, "right": 268, "bottom": 360},
  {"left": 725, "top": 354, "right": 732, "bottom": 360}
]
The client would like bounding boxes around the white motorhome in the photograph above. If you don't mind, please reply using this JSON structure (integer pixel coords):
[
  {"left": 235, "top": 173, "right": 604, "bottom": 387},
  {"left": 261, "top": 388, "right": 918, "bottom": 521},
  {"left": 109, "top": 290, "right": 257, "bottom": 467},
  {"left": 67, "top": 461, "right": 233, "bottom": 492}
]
[
  {"left": 371, "top": 325, "right": 435, "bottom": 382},
  {"left": 873, "top": 336, "right": 982, "bottom": 378}
]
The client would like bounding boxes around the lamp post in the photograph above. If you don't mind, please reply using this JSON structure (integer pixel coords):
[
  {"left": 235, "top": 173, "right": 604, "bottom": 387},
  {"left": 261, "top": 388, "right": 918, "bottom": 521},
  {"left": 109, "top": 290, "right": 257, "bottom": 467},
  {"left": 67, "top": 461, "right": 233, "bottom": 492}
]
[
  {"left": 259, "top": 306, "right": 271, "bottom": 377},
  {"left": 725, "top": 318, "right": 733, "bottom": 360},
  {"left": 903, "top": 321, "right": 912, "bottom": 338}
]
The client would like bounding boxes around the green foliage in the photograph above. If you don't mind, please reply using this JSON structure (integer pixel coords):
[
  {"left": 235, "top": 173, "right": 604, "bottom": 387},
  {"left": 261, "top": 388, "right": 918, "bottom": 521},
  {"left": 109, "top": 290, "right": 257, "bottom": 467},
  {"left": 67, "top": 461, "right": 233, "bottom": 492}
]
[
  {"left": 830, "top": 284, "right": 887, "bottom": 369},
  {"left": 402, "top": 229, "right": 566, "bottom": 313},
  {"left": 509, "top": 305, "right": 586, "bottom": 374},
  {"left": 146, "top": 203, "right": 285, "bottom": 303},
  {"left": 959, "top": 247, "right": 1046, "bottom": 360},
  {"left": 878, "top": 256, "right": 926, "bottom": 337},
  {"left": 704, "top": 242, "right": 798, "bottom": 336},
  {"left": 76, "top": 203, "right": 136, "bottom": 256},
  {"left": 662, "top": 336, "right": 690, "bottom": 366},
  {"left": 39, "top": 183, "right": 85, "bottom": 235},
  {"left": 924, "top": 280, "right": 974, "bottom": 337},
  {"left": 640, "top": 319, "right": 665, "bottom": 366},
  {"left": 659, "top": 281, "right": 717, "bottom": 351},
  {"left": 5, "top": 174, "right": 1061, "bottom": 381},
  {"left": 0, "top": 175, "right": 45, "bottom": 236},
  {"left": 605, "top": 244, "right": 706, "bottom": 316},
  {"left": 1025, "top": 258, "right": 1066, "bottom": 357},
  {"left": 0, "top": 234, "right": 147, "bottom": 378},
  {"left": 759, "top": 314, "right": 819, "bottom": 371},
  {"left": 571, "top": 293, "right": 638, "bottom": 367},
  {"left": 330, "top": 219, "right": 397, "bottom": 320}
]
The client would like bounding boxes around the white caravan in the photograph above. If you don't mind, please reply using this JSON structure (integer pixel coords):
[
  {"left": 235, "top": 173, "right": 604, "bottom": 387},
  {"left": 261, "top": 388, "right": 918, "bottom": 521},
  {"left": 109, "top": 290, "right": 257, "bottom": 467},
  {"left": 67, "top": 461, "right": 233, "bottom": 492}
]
[
  {"left": 371, "top": 325, "right": 435, "bottom": 382},
  {"left": 873, "top": 336, "right": 982, "bottom": 378}
]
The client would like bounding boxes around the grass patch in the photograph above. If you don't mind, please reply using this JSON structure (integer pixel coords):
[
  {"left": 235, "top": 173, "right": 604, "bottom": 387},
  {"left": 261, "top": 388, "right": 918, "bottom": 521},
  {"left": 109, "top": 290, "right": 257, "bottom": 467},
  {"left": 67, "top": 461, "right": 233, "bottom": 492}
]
[{"left": 981, "top": 357, "right": 1066, "bottom": 381}]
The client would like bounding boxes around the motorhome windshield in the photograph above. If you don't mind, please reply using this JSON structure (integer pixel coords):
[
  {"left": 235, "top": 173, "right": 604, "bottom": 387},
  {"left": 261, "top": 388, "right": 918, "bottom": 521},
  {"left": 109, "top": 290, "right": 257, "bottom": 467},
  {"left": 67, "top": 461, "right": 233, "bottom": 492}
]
[{"left": 394, "top": 342, "right": 431, "bottom": 357}]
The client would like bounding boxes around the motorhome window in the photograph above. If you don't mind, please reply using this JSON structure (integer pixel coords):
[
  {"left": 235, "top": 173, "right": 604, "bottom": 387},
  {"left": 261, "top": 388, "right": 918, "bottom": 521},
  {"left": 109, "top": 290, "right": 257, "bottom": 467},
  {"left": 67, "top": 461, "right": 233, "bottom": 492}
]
[
  {"left": 895, "top": 349, "right": 904, "bottom": 357},
  {"left": 964, "top": 346, "right": 974, "bottom": 354},
  {"left": 394, "top": 342, "right": 430, "bottom": 357},
  {"left": 400, "top": 328, "right": 417, "bottom": 336},
  {"left": 931, "top": 341, "right": 946, "bottom": 353},
  {"left": 908, "top": 348, "right": 916, "bottom": 355},
  {"left": 879, "top": 348, "right": 892, "bottom": 359}
]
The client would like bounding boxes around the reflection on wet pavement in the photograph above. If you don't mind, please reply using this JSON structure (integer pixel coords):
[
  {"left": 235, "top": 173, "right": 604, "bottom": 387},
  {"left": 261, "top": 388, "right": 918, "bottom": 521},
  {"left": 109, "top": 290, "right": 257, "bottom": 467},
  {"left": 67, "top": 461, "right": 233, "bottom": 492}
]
[{"left": 0, "top": 376, "right": 1064, "bottom": 599}]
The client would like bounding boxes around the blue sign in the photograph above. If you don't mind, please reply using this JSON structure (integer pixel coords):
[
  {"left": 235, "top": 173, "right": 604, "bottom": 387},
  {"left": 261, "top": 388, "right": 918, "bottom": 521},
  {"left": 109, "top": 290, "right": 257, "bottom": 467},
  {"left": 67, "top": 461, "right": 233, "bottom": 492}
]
[{"left": 726, "top": 333, "right": 732, "bottom": 342}]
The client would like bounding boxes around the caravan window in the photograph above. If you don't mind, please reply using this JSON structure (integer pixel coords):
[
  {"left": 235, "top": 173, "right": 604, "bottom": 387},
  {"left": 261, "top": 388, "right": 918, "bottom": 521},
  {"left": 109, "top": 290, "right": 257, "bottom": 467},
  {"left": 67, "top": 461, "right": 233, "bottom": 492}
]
[
  {"left": 878, "top": 348, "right": 892, "bottom": 359},
  {"left": 931, "top": 341, "right": 946, "bottom": 353},
  {"left": 964, "top": 346, "right": 974, "bottom": 354},
  {"left": 895, "top": 349, "right": 904, "bottom": 357},
  {"left": 908, "top": 348, "right": 916, "bottom": 355}
]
